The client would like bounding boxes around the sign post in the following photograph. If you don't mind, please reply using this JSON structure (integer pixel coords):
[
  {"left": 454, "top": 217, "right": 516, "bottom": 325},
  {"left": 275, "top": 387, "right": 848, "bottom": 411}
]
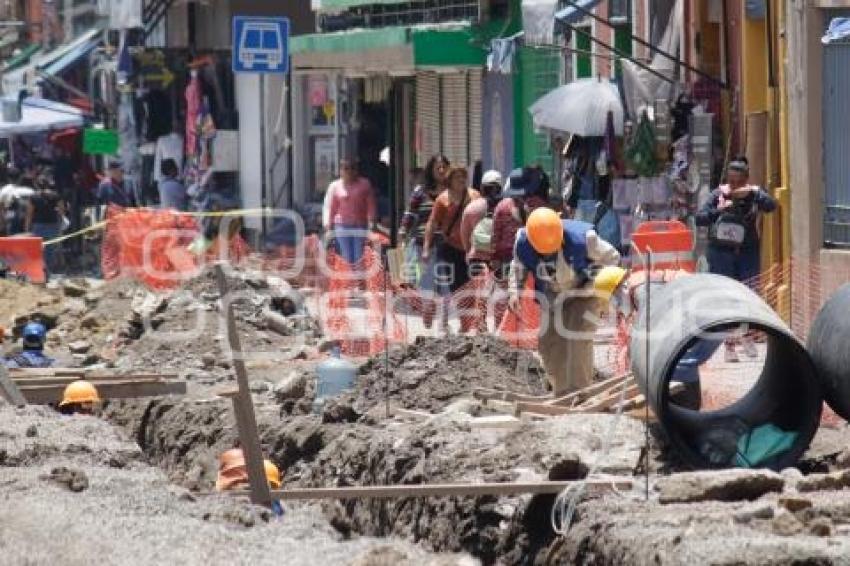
[{"left": 232, "top": 16, "right": 291, "bottom": 244}]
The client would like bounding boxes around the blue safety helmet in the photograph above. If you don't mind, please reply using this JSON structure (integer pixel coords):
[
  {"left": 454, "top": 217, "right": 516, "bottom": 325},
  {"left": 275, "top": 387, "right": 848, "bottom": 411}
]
[{"left": 22, "top": 321, "right": 47, "bottom": 350}]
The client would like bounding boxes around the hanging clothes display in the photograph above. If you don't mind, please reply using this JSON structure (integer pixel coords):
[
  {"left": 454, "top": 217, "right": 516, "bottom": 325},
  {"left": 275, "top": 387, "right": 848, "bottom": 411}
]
[
  {"left": 625, "top": 112, "right": 658, "bottom": 178},
  {"left": 185, "top": 71, "right": 202, "bottom": 158}
]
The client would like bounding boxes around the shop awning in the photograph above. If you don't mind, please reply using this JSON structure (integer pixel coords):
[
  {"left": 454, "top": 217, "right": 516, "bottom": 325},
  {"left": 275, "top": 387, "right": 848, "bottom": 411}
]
[
  {"left": 554, "top": 0, "right": 603, "bottom": 25},
  {"left": 40, "top": 28, "right": 102, "bottom": 75},
  {"left": 291, "top": 24, "right": 485, "bottom": 71},
  {"left": 3, "top": 44, "right": 41, "bottom": 72},
  {"left": 0, "top": 97, "right": 84, "bottom": 137},
  {"left": 313, "top": 0, "right": 401, "bottom": 11},
  {"left": 2, "top": 28, "right": 102, "bottom": 97}
]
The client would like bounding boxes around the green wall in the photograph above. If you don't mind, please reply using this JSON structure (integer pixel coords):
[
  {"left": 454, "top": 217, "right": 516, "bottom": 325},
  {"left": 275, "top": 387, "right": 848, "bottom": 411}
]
[{"left": 513, "top": 46, "right": 561, "bottom": 176}]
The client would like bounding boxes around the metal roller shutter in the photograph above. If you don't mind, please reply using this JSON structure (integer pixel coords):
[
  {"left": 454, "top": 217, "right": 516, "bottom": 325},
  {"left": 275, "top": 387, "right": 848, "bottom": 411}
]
[
  {"left": 415, "top": 72, "right": 440, "bottom": 168},
  {"left": 467, "top": 68, "right": 483, "bottom": 164},
  {"left": 441, "top": 72, "right": 469, "bottom": 167}
]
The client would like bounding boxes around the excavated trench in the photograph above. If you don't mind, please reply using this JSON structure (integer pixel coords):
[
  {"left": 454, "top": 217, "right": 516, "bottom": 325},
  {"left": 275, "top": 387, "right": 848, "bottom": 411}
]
[{"left": 101, "top": 335, "right": 649, "bottom": 565}]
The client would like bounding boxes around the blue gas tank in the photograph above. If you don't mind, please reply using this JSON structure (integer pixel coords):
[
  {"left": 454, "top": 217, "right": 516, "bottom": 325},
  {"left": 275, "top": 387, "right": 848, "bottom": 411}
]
[{"left": 313, "top": 346, "right": 357, "bottom": 413}]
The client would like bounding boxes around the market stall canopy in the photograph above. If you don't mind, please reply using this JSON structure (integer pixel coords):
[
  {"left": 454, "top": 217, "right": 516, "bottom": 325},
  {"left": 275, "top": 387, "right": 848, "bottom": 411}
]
[
  {"left": 529, "top": 78, "right": 623, "bottom": 137},
  {"left": 291, "top": 23, "right": 485, "bottom": 71},
  {"left": 0, "top": 97, "right": 84, "bottom": 137},
  {"left": 3, "top": 44, "right": 41, "bottom": 73},
  {"left": 2, "top": 28, "right": 101, "bottom": 95}
]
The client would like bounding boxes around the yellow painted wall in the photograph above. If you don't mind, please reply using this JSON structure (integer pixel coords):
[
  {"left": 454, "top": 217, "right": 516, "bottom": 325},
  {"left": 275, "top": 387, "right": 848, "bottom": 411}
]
[{"left": 739, "top": 7, "right": 790, "bottom": 311}]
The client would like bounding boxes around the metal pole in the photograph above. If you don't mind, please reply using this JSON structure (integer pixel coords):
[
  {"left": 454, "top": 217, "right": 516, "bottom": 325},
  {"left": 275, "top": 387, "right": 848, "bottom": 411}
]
[
  {"left": 644, "top": 248, "right": 652, "bottom": 502},
  {"left": 260, "top": 73, "right": 268, "bottom": 245}
]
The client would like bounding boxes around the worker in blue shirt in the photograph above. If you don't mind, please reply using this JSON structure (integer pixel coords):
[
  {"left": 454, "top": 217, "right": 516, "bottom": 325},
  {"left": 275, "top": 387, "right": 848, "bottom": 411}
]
[{"left": 4, "top": 322, "right": 55, "bottom": 369}]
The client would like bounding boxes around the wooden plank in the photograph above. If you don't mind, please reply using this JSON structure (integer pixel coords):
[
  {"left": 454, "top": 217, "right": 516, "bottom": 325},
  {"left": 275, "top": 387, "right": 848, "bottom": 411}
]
[
  {"left": 473, "top": 387, "right": 552, "bottom": 404},
  {"left": 548, "top": 374, "right": 632, "bottom": 407},
  {"left": 9, "top": 368, "right": 87, "bottom": 377},
  {"left": 19, "top": 380, "right": 186, "bottom": 404},
  {"left": 515, "top": 401, "right": 573, "bottom": 416},
  {"left": 0, "top": 364, "right": 27, "bottom": 406},
  {"left": 12, "top": 376, "right": 163, "bottom": 387},
  {"left": 235, "top": 479, "right": 634, "bottom": 501},
  {"left": 215, "top": 264, "right": 272, "bottom": 508},
  {"left": 575, "top": 384, "right": 642, "bottom": 412}
]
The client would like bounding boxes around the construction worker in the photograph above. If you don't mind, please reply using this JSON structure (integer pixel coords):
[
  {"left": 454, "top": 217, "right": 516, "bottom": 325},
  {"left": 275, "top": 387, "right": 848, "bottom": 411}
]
[
  {"left": 508, "top": 208, "right": 622, "bottom": 395},
  {"left": 3, "top": 322, "right": 54, "bottom": 369},
  {"left": 58, "top": 380, "right": 100, "bottom": 415},
  {"left": 215, "top": 450, "right": 283, "bottom": 490}
]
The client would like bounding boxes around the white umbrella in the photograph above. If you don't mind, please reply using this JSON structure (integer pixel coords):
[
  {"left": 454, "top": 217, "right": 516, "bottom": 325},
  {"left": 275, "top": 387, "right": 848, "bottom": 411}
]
[{"left": 529, "top": 78, "right": 624, "bottom": 137}]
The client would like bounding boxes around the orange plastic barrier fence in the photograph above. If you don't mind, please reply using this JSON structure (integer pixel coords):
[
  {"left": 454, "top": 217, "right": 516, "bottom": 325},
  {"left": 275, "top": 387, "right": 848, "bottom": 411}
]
[
  {"left": 630, "top": 220, "right": 696, "bottom": 272},
  {"left": 101, "top": 206, "right": 249, "bottom": 290},
  {"left": 0, "top": 236, "right": 45, "bottom": 283}
]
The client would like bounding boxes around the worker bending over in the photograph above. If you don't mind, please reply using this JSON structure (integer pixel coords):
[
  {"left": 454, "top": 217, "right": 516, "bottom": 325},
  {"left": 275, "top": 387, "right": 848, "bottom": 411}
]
[
  {"left": 508, "top": 208, "right": 624, "bottom": 395},
  {"left": 3, "top": 322, "right": 54, "bottom": 369}
]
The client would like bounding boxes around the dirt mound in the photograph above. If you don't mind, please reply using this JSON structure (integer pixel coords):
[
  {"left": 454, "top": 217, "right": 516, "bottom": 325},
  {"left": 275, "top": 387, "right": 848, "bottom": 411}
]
[
  {"left": 0, "top": 404, "right": 469, "bottom": 565},
  {"left": 331, "top": 335, "right": 548, "bottom": 417}
]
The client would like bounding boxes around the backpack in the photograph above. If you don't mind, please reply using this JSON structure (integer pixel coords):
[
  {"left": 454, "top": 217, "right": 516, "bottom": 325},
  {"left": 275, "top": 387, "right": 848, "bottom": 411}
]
[
  {"left": 711, "top": 212, "right": 748, "bottom": 248},
  {"left": 471, "top": 214, "right": 494, "bottom": 255}
]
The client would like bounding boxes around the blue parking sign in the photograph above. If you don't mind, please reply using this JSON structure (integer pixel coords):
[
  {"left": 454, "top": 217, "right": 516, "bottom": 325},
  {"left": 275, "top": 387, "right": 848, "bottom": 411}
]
[{"left": 232, "top": 16, "right": 289, "bottom": 74}]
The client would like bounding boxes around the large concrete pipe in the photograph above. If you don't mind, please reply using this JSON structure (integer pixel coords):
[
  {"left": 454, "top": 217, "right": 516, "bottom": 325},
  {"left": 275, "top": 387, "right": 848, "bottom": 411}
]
[
  {"left": 631, "top": 274, "right": 823, "bottom": 470},
  {"left": 808, "top": 284, "right": 850, "bottom": 421}
]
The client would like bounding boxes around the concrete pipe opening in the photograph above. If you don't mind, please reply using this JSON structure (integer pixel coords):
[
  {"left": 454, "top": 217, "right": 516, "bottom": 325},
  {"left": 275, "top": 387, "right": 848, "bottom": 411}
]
[{"left": 631, "top": 274, "right": 823, "bottom": 470}]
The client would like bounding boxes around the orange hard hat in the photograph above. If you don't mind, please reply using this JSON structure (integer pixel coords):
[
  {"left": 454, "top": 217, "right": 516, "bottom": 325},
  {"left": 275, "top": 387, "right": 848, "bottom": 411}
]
[
  {"left": 264, "top": 459, "right": 282, "bottom": 489},
  {"left": 215, "top": 467, "right": 249, "bottom": 492},
  {"left": 219, "top": 448, "right": 246, "bottom": 474},
  {"left": 526, "top": 208, "right": 563, "bottom": 255},
  {"left": 59, "top": 380, "right": 100, "bottom": 407}
]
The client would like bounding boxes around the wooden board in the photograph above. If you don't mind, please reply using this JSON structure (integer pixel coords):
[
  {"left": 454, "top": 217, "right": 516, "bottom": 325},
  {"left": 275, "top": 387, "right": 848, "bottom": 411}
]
[
  {"left": 12, "top": 376, "right": 163, "bottom": 387},
  {"left": 237, "top": 479, "right": 634, "bottom": 501},
  {"left": 548, "top": 374, "right": 633, "bottom": 407},
  {"left": 514, "top": 401, "right": 573, "bottom": 416},
  {"left": 19, "top": 379, "right": 186, "bottom": 404},
  {"left": 0, "top": 364, "right": 26, "bottom": 406},
  {"left": 473, "top": 387, "right": 552, "bottom": 404}
]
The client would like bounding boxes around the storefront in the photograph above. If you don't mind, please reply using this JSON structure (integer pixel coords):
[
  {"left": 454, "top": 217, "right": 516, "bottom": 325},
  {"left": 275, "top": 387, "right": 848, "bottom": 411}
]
[{"left": 290, "top": 24, "right": 488, "bottom": 233}]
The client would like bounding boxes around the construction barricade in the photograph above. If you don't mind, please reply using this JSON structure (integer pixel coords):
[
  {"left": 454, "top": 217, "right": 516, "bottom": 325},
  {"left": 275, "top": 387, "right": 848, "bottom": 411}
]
[
  {"left": 101, "top": 206, "right": 249, "bottom": 290},
  {"left": 0, "top": 236, "right": 45, "bottom": 283}
]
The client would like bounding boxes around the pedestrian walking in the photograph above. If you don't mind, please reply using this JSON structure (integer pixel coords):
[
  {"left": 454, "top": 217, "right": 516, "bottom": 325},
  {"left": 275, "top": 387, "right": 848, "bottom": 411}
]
[
  {"left": 399, "top": 155, "right": 450, "bottom": 328},
  {"left": 325, "top": 158, "right": 378, "bottom": 266},
  {"left": 157, "top": 158, "right": 188, "bottom": 211},
  {"left": 696, "top": 156, "right": 777, "bottom": 362},
  {"left": 25, "top": 176, "right": 63, "bottom": 276},
  {"left": 423, "top": 166, "right": 480, "bottom": 331},
  {"left": 97, "top": 161, "right": 135, "bottom": 208},
  {"left": 0, "top": 167, "right": 34, "bottom": 236},
  {"left": 492, "top": 166, "right": 550, "bottom": 276}
]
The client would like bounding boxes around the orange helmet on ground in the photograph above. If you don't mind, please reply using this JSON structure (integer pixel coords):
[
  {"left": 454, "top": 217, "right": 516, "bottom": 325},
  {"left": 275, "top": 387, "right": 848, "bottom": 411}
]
[
  {"left": 59, "top": 380, "right": 100, "bottom": 407},
  {"left": 526, "top": 208, "right": 563, "bottom": 254}
]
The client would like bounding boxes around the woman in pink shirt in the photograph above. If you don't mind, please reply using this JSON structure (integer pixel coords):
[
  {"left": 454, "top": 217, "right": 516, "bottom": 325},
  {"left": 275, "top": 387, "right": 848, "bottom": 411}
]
[{"left": 326, "top": 159, "right": 378, "bottom": 265}]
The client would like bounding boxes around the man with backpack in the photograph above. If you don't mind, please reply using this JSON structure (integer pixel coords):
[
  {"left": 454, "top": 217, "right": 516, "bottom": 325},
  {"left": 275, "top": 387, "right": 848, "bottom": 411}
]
[
  {"left": 460, "top": 169, "right": 503, "bottom": 274},
  {"left": 0, "top": 168, "right": 34, "bottom": 236}
]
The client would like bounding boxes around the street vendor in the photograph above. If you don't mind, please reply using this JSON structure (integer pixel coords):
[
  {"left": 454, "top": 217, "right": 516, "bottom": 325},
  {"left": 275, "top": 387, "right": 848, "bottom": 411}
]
[{"left": 507, "top": 208, "right": 624, "bottom": 395}]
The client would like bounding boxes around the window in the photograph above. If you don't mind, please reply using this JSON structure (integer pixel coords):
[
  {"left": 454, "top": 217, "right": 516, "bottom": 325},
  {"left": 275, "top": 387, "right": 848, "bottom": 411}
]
[
  {"left": 609, "top": 0, "right": 631, "bottom": 23},
  {"left": 574, "top": 26, "right": 592, "bottom": 79}
]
